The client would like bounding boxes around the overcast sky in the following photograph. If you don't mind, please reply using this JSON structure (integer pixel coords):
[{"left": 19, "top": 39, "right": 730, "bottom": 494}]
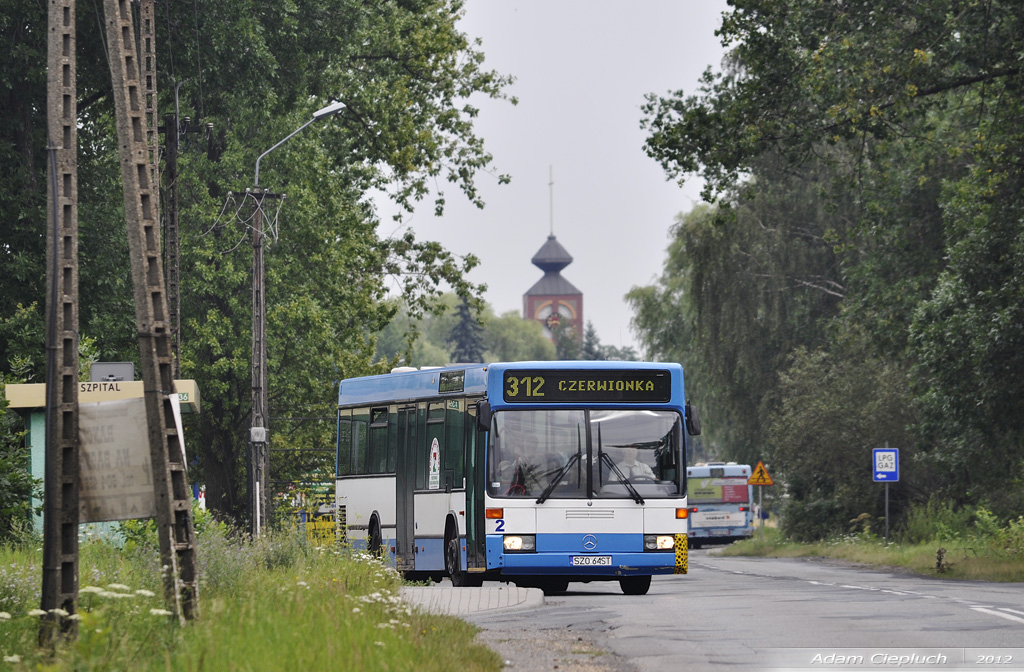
[{"left": 377, "top": 1, "right": 731, "bottom": 353}]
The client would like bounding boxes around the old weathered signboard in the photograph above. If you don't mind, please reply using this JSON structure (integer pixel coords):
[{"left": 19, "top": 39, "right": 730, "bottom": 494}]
[{"left": 78, "top": 396, "right": 185, "bottom": 522}]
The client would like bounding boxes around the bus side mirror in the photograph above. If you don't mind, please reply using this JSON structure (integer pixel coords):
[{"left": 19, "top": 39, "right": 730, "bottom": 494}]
[
  {"left": 476, "top": 400, "right": 491, "bottom": 432},
  {"left": 685, "top": 400, "right": 701, "bottom": 436}
]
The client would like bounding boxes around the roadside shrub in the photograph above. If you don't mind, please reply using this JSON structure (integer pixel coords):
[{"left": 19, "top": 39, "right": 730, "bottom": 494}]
[
  {"left": 1005, "top": 517, "right": 1024, "bottom": 555},
  {"left": 779, "top": 497, "right": 846, "bottom": 542},
  {"left": 898, "top": 497, "right": 972, "bottom": 544},
  {"left": 0, "top": 382, "right": 39, "bottom": 543},
  {"left": 969, "top": 508, "right": 1024, "bottom": 556}
]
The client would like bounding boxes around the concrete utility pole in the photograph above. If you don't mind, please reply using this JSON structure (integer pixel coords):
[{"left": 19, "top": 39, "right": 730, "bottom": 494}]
[
  {"left": 248, "top": 101, "right": 345, "bottom": 535},
  {"left": 40, "top": 0, "right": 81, "bottom": 646},
  {"left": 249, "top": 187, "right": 271, "bottom": 536},
  {"left": 103, "top": 0, "right": 198, "bottom": 621}
]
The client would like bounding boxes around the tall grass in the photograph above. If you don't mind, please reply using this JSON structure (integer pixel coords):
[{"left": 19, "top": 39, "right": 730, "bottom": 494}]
[
  {"left": 0, "top": 519, "right": 502, "bottom": 671},
  {"left": 718, "top": 503, "right": 1024, "bottom": 582}
]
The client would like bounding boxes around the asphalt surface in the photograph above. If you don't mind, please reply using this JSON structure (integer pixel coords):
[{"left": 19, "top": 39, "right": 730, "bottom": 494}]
[{"left": 399, "top": 580, "right": 544, "bottom": 616}]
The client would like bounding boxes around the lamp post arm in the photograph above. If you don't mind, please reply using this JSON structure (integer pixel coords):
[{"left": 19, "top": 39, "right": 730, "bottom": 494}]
[{"left": 253, "top": 116, "right": 318, "bottom": 187}]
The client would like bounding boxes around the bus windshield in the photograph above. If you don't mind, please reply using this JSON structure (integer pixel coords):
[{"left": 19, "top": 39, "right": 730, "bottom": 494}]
[{"left": 486, "top": 409, "right": 683, "bottom": 499}]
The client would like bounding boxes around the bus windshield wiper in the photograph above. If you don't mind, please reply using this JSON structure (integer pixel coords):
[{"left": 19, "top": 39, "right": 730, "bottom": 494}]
[
  {"left": 600, "top": 451, "right": 645, "bottom": 505},
  {"left": 536, "top": 452, "right": 581, "bottom": 505}
]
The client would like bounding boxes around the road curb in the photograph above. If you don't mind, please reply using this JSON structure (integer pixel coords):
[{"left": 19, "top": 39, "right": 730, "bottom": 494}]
[{"left": 400, "top": 584, "right": 545, "bottom": 616}]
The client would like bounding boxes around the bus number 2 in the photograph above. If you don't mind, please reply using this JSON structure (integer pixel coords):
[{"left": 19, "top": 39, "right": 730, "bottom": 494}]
[
  {"left": 494, "top": 519, "right": 505, "bottom": 532},
  {"left": 506, "top": 376, "right": 545, "bottom": 398}
]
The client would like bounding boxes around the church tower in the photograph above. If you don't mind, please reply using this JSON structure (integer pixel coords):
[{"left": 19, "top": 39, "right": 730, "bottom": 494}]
[{"left": 523, "top": 234, "right": 583, "bottom": 342}]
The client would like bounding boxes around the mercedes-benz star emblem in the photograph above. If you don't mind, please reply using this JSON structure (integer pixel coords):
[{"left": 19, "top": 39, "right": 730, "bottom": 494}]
[{"left": 582, "top": 534, "right": 598, "bottom": 551}]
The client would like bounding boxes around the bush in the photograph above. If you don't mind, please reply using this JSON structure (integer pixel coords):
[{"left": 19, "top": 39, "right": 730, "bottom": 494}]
[
  {"left": 0, "top": 381, "right": 39, "bottom": 542},
  {"left": 898, "top": 497, "right": 973, "bottom": 544},
  {"left": 779, "top": 497, "right": 847, "bottom": 542}
]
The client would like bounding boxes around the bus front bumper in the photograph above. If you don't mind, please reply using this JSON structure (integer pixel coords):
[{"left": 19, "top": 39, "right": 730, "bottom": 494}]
[{"left": 486, "top": 534, "right": 688, "bottom": 575}]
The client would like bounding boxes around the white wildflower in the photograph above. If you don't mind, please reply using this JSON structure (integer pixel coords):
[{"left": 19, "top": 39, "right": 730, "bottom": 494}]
[
  {"left": 149, "top": 608, "right": 174, "bottom": 616},
  {"left": 0, "top": 612, "right": 10, "bottom": 620},
  {"left": 106, "top": 583, "right": 131, "bottom": 591},
  {"left": 48, "top": 608, "right": 70, "bottom": 617},
  {"left": 28, "top": 609, "right": 46, "bottom": 617},
  {"left": 3, "top": 655, "right": 21, "bottom": 663},
  {"left": 135, "top": 589, "right": 156, "bottom": 597}
]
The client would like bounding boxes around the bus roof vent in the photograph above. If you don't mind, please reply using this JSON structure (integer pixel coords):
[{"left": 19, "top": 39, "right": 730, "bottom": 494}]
[{"left": 390, "top": 366, "right": 417, "bottom": 374}]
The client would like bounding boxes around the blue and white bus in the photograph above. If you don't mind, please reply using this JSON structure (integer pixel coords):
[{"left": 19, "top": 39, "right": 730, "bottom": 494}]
[
  {"left": 335, "top": 361, "right": 701, "bottom": 595},
  {"left": 685, "top": 463, "right": 754, "bottom": 548}
]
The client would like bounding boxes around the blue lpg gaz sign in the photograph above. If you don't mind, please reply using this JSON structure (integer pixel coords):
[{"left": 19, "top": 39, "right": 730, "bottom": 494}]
[{"left": 872, "top": 448, "right": 899, "bottom": 482}]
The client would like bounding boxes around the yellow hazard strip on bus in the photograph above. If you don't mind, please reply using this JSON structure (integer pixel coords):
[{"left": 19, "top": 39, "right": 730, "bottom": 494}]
[{"left": 674, "top": 534, "right": 688, "bottom": 574}]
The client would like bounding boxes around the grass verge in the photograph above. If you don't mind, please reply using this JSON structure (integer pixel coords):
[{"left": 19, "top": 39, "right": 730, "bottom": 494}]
[
  {"left": 717, "top": 527, "right": 1024, "bottom": 581},
  {"left": 0, "top": 525, "right": 502, "bottom": 671}
]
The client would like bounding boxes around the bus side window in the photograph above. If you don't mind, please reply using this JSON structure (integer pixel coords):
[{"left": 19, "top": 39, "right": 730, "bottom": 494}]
[
  {"left": 352, "top": 413, "right": 368, "bottom": 475},
  {"left": 445, "top": 401, "right": 465, "bottom": 488},
  {"left": 369, "top": 407, "right": 388, "bottom": 474},
  {"left": 337, "top": 415, "right": 352, "bottom": 477}
]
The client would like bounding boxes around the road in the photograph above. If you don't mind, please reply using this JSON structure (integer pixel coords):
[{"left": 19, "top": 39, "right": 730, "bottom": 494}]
[{"left": 468, "top": 549, "right": 1024, "bottom": 672}]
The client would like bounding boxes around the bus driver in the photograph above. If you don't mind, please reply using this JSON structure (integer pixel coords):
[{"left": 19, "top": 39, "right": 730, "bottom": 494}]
[{"left": 615, "top": 446, "right": 655, "bottom": 480}]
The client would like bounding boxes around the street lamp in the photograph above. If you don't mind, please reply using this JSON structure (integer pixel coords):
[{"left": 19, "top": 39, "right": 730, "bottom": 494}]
[
  {"left": 254, "top": 101, "right": 346, "bottom": 186},
  {"left": 249, "top": 101, "right": 345, "bottom": 536}
]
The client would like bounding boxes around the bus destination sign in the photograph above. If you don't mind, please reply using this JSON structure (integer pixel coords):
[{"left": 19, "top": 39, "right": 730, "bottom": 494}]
[{"left": 503, "top": 369, "right": 671, "bottom": 403}]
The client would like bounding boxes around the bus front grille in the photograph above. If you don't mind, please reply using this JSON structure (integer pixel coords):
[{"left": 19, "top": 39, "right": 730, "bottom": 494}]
[{"left": 565, "top": 509, "right": 614, "bottom": 519}]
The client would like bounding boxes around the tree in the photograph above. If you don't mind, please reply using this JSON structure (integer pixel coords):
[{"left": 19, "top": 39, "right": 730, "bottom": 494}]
[
  {"left": 449, "top": 296, "right": 486, "bottom": 363},
  {"left": 628, "top": 180, "right": 842, "bottom": 466},
  {"left": 638, "top": 0, "right": 1024, "bottom": 529},
  {"left": 769, "top": 336, "right": 919, "bottom": 541},
  {"left": 551, "top": 323, "right": 580, "bottom": 360},
  {"left": 482, "top": 311, "right": 556, "bottom": 363},
  {"left": 580, "top": 322, "right": 603, "bottom": 360},
  {"left": 0, "top": 0, "right": 514, "bottom": 523}
]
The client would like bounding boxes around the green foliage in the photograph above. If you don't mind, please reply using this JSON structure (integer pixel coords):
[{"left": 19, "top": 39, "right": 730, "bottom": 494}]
[
  {"left": 628, "top": 188, "right": 841, "bottom": 465},
  {"left": 449, "top": 296, "right": 486, "bottom": 363},
  {"left": 482, "top": 311, "right": 556, "bottom": 363},
  {"left": 0, "top": 528, "right": 503, "bottom": 671},
  {"left": 550, "top": 323, "right": 580, "bottom": 360},
  {"left": 899, "top": 498, "right": 973, "bottom": 546},
  {"left": 579, "top": 321, "right": 639, "bottom": 361},
  {"left": 726, "top": 502, "right": 1024, "bottom": 581},
  {"left": 0, "top": 0, "right": 515, "bottom": 525},
  {"left": 637, "top": 0, "right": 1024, "bottom": 538},
  {"left": 0, "top": 378, "right": 39, "bottom": 542},
  {"left": 770, "top": 336, "right": 918, "bottom": 542}
]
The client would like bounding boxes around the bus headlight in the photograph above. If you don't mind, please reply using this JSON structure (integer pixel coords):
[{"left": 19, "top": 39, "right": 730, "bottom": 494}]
[
  {"left": 644, "top": 534, "right": 675, "bottom": 551},
  {"left": 503, "top": 535, "right": 536, "bottom": 552}
]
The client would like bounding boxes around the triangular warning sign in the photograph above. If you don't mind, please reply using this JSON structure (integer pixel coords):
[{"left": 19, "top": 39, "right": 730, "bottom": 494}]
[{"left": 748, "top": 460, "right": 774, "bottom": 486}]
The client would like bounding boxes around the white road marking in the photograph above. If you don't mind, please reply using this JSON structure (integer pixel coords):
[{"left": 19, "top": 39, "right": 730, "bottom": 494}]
[{"left": 971, "top": 607, "right": 1024, "bottom": 624}]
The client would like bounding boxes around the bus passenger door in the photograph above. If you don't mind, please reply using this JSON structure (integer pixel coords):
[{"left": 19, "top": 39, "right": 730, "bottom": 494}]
[
  {"left": 465, "top": 403, "right": 487, "bottom": 570},
  {"left": 395, "top": 406, "right": 417, "bottom": 571}
]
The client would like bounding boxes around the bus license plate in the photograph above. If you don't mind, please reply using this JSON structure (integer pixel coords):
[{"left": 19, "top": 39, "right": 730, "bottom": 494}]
[{"left": 572, "top": 556, "right": 611, "bottom": 566}]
